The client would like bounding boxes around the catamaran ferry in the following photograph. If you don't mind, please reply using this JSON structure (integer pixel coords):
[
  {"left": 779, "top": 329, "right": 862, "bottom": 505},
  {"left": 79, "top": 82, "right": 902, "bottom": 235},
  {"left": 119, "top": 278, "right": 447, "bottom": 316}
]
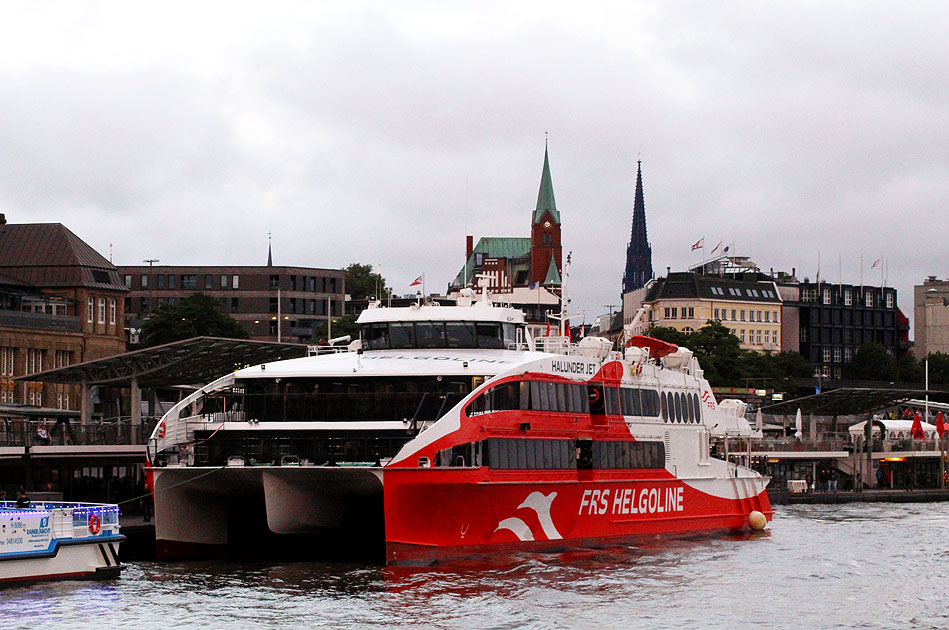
[
  {"left": 147, "top": 287, "right": 771, "bottom": 564},
  {"left": 0, "top": 501, "right": 123, "bottom": 583}
]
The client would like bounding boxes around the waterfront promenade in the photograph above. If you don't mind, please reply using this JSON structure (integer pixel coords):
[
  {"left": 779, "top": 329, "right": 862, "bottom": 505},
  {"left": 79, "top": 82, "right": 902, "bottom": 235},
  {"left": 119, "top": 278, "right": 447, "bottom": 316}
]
[{"left": 768, "top": 486, "right": 949, "bottom": 505}]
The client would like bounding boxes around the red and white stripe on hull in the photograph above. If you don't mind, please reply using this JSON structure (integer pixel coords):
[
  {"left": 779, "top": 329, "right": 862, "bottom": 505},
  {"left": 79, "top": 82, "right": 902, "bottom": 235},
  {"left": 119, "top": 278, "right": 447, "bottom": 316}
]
[{"left": 383, "top": 469, "right": 772, "bottom": 565}]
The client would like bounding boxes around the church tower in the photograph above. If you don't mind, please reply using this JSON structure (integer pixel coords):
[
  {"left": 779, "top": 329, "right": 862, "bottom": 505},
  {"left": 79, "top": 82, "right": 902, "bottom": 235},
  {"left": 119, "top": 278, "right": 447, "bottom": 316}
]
[
  {"left": 530, "top": 143, "right": 562, "bottom": 287},
  {"left": 621, "top": 160, "right": 653, "bottom": 295}
]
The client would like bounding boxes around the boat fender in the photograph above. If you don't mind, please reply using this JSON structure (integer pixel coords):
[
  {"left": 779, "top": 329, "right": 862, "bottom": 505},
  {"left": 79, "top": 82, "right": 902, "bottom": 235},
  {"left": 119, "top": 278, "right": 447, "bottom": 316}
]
[
  {"left": 89, "top": 513, "right": 101, "bottom": 535},
  {"left": 748, "top": 511, "right": 767, "bottom": 531}
]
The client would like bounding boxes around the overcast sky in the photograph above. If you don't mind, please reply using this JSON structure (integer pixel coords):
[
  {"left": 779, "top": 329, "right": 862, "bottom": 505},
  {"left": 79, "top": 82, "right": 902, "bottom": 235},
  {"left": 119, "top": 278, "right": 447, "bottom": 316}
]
[{"left": 2, "top": 1, "right": 947, "bottom": 335}]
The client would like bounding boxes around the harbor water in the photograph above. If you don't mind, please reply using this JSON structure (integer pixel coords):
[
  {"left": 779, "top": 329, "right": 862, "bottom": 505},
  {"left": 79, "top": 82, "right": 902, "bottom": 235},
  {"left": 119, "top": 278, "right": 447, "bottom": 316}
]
[{"left": 3, "top": 502, "right": 948, "bottom": 629}]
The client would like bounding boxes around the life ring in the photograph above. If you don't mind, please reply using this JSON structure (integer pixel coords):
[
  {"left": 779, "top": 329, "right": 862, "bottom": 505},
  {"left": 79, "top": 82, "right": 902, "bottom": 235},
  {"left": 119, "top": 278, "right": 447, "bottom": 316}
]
[
  {"left": 88, "top": 513, "right": 101, "bottom": 535},
  {"left": 157, "top": 421, "right": 166, "bottom": 439},
  {"left": 587, "top": 387, "right": 602, "bottom": 405}
]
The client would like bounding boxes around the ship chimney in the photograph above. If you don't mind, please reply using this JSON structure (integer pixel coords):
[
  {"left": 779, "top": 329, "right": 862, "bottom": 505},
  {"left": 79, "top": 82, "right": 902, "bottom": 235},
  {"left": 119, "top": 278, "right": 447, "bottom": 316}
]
[{"left": 466, "top": 235, "right": 473, "bottom": 261}]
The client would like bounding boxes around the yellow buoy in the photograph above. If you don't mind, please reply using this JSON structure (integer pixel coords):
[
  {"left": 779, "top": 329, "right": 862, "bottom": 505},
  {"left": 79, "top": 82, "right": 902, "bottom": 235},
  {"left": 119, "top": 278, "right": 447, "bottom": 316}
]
[{"left": 748, "top": 510, "right": 767, "bottom": 531}]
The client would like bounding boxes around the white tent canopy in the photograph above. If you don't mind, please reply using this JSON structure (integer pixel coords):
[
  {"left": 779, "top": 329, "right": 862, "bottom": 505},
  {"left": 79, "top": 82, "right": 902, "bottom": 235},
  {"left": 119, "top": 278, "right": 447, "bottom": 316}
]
[{"left": 848, "top": 418, "right": 939, "bottom": 440}]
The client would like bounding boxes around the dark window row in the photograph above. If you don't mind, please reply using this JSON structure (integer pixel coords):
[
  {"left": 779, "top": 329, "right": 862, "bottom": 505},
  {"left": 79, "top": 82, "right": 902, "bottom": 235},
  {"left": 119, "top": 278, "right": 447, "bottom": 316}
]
[
  {"left": 603, "top": 387, "right": 662, "bottom": 417},
  {"left": 467, "top": 380, "right": 590, "bottom": 416},
  {"left": 486, "top": 438, "right": 576, "bottom": 470},
  {"left": 592, "top": 440, "right": 665, "bottom": 469},
  {"left": 434, "top": 437, "right": 665, "bottom": 471},
  {"left": 362, "top": 321, "right": 521, "bottom": 350},
  {"left": 661, "top": 391, "right": 701, "bottom": 424}
]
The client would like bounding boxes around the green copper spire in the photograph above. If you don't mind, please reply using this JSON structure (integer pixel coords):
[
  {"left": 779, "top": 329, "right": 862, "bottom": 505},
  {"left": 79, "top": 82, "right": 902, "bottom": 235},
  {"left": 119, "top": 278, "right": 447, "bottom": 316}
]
[
  {"left": 533, "top": 142, "right": 560, "bottom": 224},
  {"left": 543, "top": 257, "right": 562, "bottom": 286}
]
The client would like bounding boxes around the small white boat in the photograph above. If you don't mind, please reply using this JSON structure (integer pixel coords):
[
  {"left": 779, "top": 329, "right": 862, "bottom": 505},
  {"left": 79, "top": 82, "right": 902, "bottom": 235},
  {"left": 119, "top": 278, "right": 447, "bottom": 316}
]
[{"left": 0, "top": 501, "right": 124, "bottom": 583}]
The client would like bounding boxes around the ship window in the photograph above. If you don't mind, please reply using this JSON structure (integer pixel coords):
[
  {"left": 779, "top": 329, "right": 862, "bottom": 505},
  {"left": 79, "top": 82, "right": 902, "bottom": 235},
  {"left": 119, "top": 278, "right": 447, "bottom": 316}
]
[
  {"left": 593, "top": 441, "right": 665, "bottom": 469},
  {"left": 415, "top": 322, "right": 445, "bottom": 348},
  {"left": 389, "top": 323, "right": 415, "bottom": 348},
  {"left": 476, "top": 322, "right": 504, "bottom": 348},
  {"left": 365, "top": 324, "right": 389, "bottom": 350},
  {"left": 605, "top": 387, "right": 621, "bottom": 415},
  {"left": 484, "top": 438, "right": 575, "bottom": 470},
  {"left": 445, "top": 322, "right": 476, "bottom": 348},
  {"left": 693, "top": 393, "right": 701, "bottom": 423},
  {"left": 686, "top": 393, "right": 694, "bottom": 423},
  {"left": 674, "top": 392, "right": 682, "bottom": 422}
]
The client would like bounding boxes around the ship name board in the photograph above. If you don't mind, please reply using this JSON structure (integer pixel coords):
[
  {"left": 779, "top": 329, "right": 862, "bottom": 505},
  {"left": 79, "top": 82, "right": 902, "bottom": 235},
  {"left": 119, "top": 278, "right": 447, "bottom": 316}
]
[
  {"left": 362, "top": 355, "right": 509, "bottom": 364},
  {"left": 578, "top": 486, "right": 684, "bottom": 516},
  {"left": 549, "top": 359, "right": 596, "bottom": 376}
]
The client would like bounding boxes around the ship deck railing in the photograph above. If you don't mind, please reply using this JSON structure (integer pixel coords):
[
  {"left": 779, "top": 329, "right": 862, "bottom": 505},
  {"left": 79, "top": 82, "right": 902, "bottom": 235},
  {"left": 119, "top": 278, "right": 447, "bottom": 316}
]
[{"left": 0, "top": 501, "right": 120, "bottom": 542}]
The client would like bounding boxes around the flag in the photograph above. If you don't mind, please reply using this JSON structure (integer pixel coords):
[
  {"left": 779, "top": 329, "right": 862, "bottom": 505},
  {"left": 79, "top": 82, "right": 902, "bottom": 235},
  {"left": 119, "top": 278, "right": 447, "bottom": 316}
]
[
  {"left": 911, "top": 411, "right": 925, "bottom": 440},
  {"left": 722, "top": 241, "right": 734, "bottom": 254},
  {"left": 709, "top": 240, "right": 722, "bottom": 255},
  {"left": 528, "top": 281, "right": 537, "bottom": 290},
  {"left": 936, "top": 411, "right": 945, "bottom": 439},
  {"left": 871, "top": 258, "right": 881, "bottom": 269},
  {"left": 409, "top": 274, "right": 423, "bottom": 287},
  {"left": 691, "top": 238, "right": 704, "bottom": 251},
  {"left": 546, "top": 321, "right": 551, "bottom": 336}
]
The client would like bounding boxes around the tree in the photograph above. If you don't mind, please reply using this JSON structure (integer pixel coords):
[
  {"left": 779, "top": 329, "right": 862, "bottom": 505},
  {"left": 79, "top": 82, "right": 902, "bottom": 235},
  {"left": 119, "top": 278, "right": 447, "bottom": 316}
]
[
  {"left": 842, "top": 343, "right": 898, "bottom": 381},
  {"left": 924, "top": 352, "right": 949, "bottom": 385},
  {"left": 140, "top": 293, "right": 249, "bottom": 347},
  {"left": 345, "top": 263, "right": 391, "bottom": 300},
  {"left": 311, "top": 315, "right": 360, "bottom": 344},
  {"left": 646, "top": 321, "right": 743, "bottom": 386},
  {"left": 895, "top": 353, "right": 923, "bottom": 384}
]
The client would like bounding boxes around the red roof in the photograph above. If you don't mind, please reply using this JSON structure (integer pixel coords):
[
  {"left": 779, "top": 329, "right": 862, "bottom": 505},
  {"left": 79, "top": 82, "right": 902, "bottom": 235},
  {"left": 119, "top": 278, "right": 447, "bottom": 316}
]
[{"left": 0, "top": 223, "right": 127, "bottom": 291}]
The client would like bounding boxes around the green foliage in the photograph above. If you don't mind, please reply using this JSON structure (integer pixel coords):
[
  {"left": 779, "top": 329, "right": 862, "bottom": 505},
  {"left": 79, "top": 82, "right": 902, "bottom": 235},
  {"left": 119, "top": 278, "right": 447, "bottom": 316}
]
[
  {"left": 895, "top": 353, "right": 924, "bottom": 383},
  {"left": 311, "top": 315, "right": 360, "bottom": 344},
  {"left": 140, "top": 293, "right": 249, "bottom": 347},
  {"left": 645, "top": 320, "right": 813, "bottom": 391},
  {"left": 346, "top": 263, "right": 391, "bottom": 300},
  {"left": 922, "top": 352, "right": 949, "bottom": 385},
  {"left": 842, "top": 343, "right": 898, "bottom": 382}
]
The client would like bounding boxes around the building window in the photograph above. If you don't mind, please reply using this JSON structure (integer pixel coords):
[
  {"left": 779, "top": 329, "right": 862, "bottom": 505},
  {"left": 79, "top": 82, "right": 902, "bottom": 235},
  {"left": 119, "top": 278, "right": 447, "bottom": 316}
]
[
  {"left": 844, "top": 347, "right": 853, "bottom": 362},
  {"left": 269, "top": 321, "right": 278, "bottom": 336},
  {"left": 232, "top": 275, "right": 240, "bottom": 289},
  {"left": 886, "top": 293, "right": 894, "bottom": 308},
  {"left": 844, "top": 289, "right": 852, "bottom": 306},
  {"left": 756, "top": 330, "right": 762, "bottom": 345},
  {"left": 220, "top": 274, "right": 228, "bottom": 289},
  {"left": 181, "top": 275, "right": 196, "bottom": 290},
  {"left": 219, "top": 298, "right": 228, "bottom": 311},
  {"left": 801, "top": 328, "right": 808, "bottom": 342},
  {"left": 231, "top": 297, "right": 239, "bottom": 310},
  {"left": 309, "top": 277, "right": 316, "bottom": 291},
  {"left": 833, "top": 347, "right": 842, "bottom": 363},
  {"left": 97, "top": 298, "right": 106, "bottom": 324},
  {"left": 865, "top": 291, "right": 874, "bottom": 307},
  {"left": 205, "top": 275, "right": 213, "bottom": 289},
  {"left": 290, "top": 275, "right": 297, "bottom": 291},
  {"left": 740, "top": 329, "right": 746, "bottom": 343},
  {"left": 309, "top": 299, "right": 316, "bottom": 314},
  {"left": 141, "top": 274, "right": 149, "bottom": 288},
  {"left": 109, "top": 298, "right": 116, "bottom": 324},
  {"left": 157, "top": 274, "right": 166, "bottom": 289},
  {"left": 124, "top": 274, "right": 132, "bottom": 288},
  {"left": 664, "top": 307, "right": 671, "bottom": 319},
  {"left": 270, "top": 297, "right": 278, "bottom": 314},
  {"left": 823, "top": 348, "right": 831, "bottom": 363},
  {"left": 713, "top": 308, "right": 720, "bottom": 319},
  {"left": 289, "top": 298, "right": 297, "bottom": 314},
  {"left": 140, "top": 297, "right": 149, "bottom": 311},
  {"left": 740, "top": 310, "right": 746, "bottom": 321},
  {"left": 270, "top": 275, "right": 280, "bottom": 289},
  {"left": 671, "top": 307, "right": 678, "bottom": 319},
  {"left": 687, "top": 307, "right": 694, "bottom": 318},
  {"left": 731, "top": 309, "right": 736, "bottom": 320},
  {"left": 87, "top": 297, "right": 94, "bottom": 323},
  {"left": 167, "top": 297, "right": 176, "bottom": 306},
  {"left": 168, "top": 275, "right": 176, "bottom": 289},
  {"left": 822, "top": 366, "right": 831, "bottom": 378},
  {"left": 683, "top": 327, "right": 695, "bottom": 334},
  {"left": 764, "top": 311, "right": 770, "bottom": 322},
  {"left": 1, "top": 347, "right": 13, "bottom": 376},
  {"left": 823, "top": 288, "right": 831, "bottom": 304}
]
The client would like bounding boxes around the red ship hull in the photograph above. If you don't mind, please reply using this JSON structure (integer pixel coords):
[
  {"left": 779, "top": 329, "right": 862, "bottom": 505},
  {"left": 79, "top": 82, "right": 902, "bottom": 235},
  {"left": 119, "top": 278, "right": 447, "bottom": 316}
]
[{"left": 383, "top": 468, "right": 772, "bottom": 565}]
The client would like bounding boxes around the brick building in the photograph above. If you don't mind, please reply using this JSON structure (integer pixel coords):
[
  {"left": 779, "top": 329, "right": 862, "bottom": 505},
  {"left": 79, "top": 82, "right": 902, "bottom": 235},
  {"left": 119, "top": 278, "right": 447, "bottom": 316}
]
[
  {"left": 118, "top": 264, "right": 346, "bottom": 342},
  {"left": 0, "top": 218, "right": 127, "bottom": 410}
]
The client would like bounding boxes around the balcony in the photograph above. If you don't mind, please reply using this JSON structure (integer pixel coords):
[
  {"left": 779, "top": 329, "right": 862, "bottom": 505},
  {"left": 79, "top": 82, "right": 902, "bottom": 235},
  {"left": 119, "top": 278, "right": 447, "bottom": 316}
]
[{"left": 0, "top": 310, "right": 81, "bottom": 333}]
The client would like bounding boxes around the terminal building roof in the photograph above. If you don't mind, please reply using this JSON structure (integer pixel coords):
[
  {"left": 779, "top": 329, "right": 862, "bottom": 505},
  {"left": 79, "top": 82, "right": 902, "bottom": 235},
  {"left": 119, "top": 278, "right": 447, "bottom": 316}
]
[
  {"left": 761, "top": 387, "right": 949, "bottom": 416},
  {"left": 18, "top": 336, "right": 309, "bottom": 388}
]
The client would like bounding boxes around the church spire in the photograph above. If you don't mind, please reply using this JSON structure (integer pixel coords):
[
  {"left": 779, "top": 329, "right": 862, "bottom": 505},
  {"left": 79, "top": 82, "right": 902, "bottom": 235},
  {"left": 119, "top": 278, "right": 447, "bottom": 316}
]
[
  {"left": 622, "top": 159, "right": 653, "bottom": 295},
  {"left": 533, "top": 140, "right": 560, "bottom": 224}
]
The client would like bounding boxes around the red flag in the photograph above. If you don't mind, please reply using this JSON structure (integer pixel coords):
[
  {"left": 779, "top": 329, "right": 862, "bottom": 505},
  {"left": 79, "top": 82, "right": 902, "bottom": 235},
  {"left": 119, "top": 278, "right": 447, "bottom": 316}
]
[
  {"left": 409, "top": 275, "right": 423, "bottom": 287},
  {"left": 937, "top": 412, "right": 945, "bottom": 439},
  {"left": 911, "top": 411, "right": 926, "bottom": 440},
  {"left": 546, "top": 321, "right": 551, "bottom": 336}
]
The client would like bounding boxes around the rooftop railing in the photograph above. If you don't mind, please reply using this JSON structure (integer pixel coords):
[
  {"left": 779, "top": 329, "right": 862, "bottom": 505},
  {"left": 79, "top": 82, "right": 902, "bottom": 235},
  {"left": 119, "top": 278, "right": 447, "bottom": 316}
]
[
  {"left": 0, "top": 418, "right": 159, "bottom": 448},
  {"left": 0, "top": 310, "right": 81, "bottom": 332}
]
